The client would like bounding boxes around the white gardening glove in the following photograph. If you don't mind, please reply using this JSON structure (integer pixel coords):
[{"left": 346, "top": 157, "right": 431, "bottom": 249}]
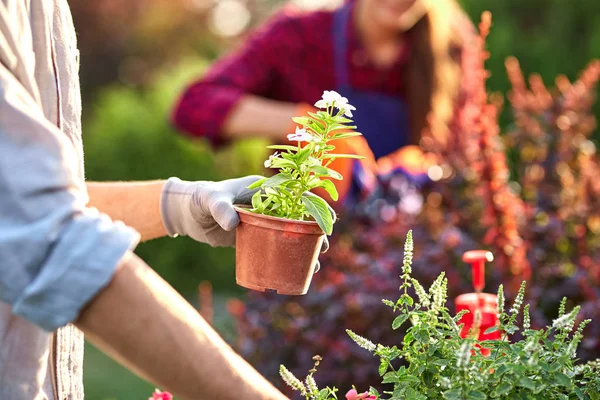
[{"left": 159, "top": 176, "right": 330, "bottom": 271}]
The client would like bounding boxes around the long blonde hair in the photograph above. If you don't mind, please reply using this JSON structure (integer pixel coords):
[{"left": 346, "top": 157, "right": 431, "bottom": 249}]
[{"left": 404, "top": 0, "right": 468, "bottom": 146}]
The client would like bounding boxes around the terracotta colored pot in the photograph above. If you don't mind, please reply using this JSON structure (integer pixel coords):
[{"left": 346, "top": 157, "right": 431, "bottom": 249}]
[{"left": 234, "top": 206, "right": 325, "bottom": 295}]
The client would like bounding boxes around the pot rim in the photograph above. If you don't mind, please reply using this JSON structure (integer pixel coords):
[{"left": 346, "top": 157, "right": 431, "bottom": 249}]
[{"left": 234, "top": 204, "right": 320, "bottom": 226}]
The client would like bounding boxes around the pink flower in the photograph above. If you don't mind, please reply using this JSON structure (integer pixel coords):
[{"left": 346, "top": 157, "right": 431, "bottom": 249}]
[
  {"left": 149, "top": 389, "right": 173, "bottom": 400},
  {"left": 345, "top": 388, "right": 376, "bottom": 400}
]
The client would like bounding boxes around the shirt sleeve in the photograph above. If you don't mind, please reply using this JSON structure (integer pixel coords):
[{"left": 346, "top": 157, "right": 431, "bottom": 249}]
[
  {"left": 171, "top": 11, "right": 293, "bottom": 146},
  {"left": 0, "top": 64, "right": 140, "bottom": 332}
]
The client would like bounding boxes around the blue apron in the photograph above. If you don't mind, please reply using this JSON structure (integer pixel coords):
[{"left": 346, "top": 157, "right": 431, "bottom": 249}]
[{"left": 332, "top": 3, "right": 412, "bottom": 197}]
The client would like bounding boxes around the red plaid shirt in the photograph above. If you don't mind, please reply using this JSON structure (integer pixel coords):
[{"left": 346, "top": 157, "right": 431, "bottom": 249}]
[{"left": 172, "top": 3, "right": 475, "bottom": 146}]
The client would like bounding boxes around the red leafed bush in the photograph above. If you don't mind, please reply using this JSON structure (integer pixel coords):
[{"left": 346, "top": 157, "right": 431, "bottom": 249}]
[{"left": 229, "top": 12, "right": 600, "bottom": 395}]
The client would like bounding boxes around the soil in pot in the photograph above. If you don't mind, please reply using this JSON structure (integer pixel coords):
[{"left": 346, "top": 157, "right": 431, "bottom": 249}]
[{"left": 234, "top": 206, "right": 325, "bottom": 295}]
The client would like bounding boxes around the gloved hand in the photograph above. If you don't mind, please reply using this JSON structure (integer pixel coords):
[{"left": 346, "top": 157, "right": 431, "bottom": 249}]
[{"left": 160, "top": 176, "right": 330, "bottom": 272}]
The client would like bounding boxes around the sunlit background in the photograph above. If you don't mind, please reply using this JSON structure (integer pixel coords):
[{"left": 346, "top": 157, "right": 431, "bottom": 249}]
[{"left": 65, "top": 0, "right": 600, "bottom": 398}]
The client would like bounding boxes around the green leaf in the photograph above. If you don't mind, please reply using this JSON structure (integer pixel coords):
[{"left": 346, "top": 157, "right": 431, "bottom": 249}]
[
  {"left": 405, "top": 388, "right": 427, "bottom": 400},
  {"left": 551, "top": 372, "right": 572, "bottom": 388},
  {"left": 484, "top": 326, "right": 500, "bottom": 335},
  {"left": 296, "top": 146, "right": 312, "bottom": 164},
  {"left": 467, "top": 390, "right": 486, "bottom": 400},
  {"left": 262, "top": 173, "right": 294, "bottom": 188},
  {"left": 315, "top": 180, "right": 339, "bottom": 201},
  {"left": 292, "top": 116, "right": 311, "bottom": 125},
  {"left": 379, "top": 360, "right": 388, "bottom": 376},
  {"left": 533, "top": 384, "right": 546, "bottom": 395},
  {"left": 493, "top": 382, "right": 513, "bottom": 396},
  {"left": 328, "top": 124, "right": 356, "bottom": 132},
  {"left": 331, "top": 115, "right": 353, "bottom": 123},
  {"left": 330, "top": 131, "right": 363, "bottom": 140},
  {"left": 495, "top": 365, "right": 509, "bottom": 375},
  {"left": 309, "top": 165, "right": 329, "bottom": 175},
  {"left": 382, "top": 299, "right": 395, "bottom": 308},
  {"left": 392, "top": 315, "right": 409, "bottom": 330},
  {"left": 308, "top": 112, "right": 327, "bottom": 123},
  {"left": 432, "top": 359, "right": 450, "bottom": 367},
  {"left": 266, "top": 145, "right": 299, "bottom": 151},
  {"left": 369, "top": 387, "right": 380, "bottom": 397},
  {"left": 382, "top": 371, "right": 399, "bottom": 383},
  {"left": 423, "top": 371, "right": 435, "bottom": 387},
  {"left": 403, "top": 332, "right": 414, "bottom": 345},
  {"left": 247, "top": 177, "right": 267, "bottom": 189},
  {"left": 251, "top": 190, "right": 262, "bottom": 210},
  {"left": 398, "top": 374, "right": 420, "bottom": 383},
  {"left": 322, "top": 154, "right": 366, "bottom": 160},
  {"left": 443, "top": 389, "right": 462, "bottom": 400},
  {"left": 398, "top": 294, "right": 414, "bottom": 307},
  {"left": 309, "top": 166, "right": 343, "bottom": 180},
  {"left": 413, "top": 329, "right": 429, "bottom": 343},
  {"left": 302, "top": 195, "right": 333, "bottom": 235},
  {"left": 326, "top": 168, "right": 343, "bottom": 180},
  {"left": 517, "top": 377, "right": 535, "bottom": 390},
  {"left": 270, "top": 157, "right": 297, "bottom": 169}
]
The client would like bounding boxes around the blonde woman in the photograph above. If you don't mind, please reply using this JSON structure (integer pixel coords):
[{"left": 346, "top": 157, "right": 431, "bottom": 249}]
[{"left": 173, "top": 0, "right": 476, "bottom": 202}]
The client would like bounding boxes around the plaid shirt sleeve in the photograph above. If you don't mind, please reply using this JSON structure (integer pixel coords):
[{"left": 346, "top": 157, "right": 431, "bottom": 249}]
[{"left": 171, "top": 12, "right": 294, "bottom": 146}]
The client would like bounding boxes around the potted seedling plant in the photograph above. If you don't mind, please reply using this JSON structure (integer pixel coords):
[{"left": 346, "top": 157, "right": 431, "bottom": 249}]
[{"left": 234, "top": 90, "right": 364, "bottom": 295}]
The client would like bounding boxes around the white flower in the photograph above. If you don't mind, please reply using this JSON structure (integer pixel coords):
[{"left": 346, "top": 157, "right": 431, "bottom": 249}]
[
  {"left": 264, "top": 151, "right": 279, "bottom": 168},
  {"left": 322, "top": 90, "right": 342, "bottom": 103},
  {"left": 287, "top": 127, "right": 314, "bottom": 143},
  {"left": 315, "top": 90, "right": 343, "bottom": 108},
  {"left": 346, "top": 329, "right": 376, "bottom": 352},
  {"left": 339, "top": 103, "right": 356, "bottom": 118},
  {"left": 314, "top": 90, "right": 356, "bottom": 116}
]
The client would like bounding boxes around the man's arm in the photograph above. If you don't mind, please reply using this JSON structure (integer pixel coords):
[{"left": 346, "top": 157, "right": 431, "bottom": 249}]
[
  {"left": 86, "top": 175, "right": 262, "bottom": 247},
  {"left": 0, "top": 53, "right": 284, "bottom": 397},
  {"left": 76, "top": 252, "right": 287, "bottom": 400},
  {"left": 86, "top": 181, "right": 167, "bottom": 241}
]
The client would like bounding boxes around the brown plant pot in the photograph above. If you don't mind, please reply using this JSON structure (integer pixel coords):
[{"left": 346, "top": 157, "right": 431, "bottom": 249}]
[{"left": 234, "top": 206, "right": 324, "bottom": 295}]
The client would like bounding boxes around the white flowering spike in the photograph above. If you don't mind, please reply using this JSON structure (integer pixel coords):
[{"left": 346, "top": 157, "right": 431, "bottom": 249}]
[
  {"left": 456, "top": 341, "right": 472, "bottom": 368},
  {"left": 346, "top": 329, "right": 376, "bottom": 352},
  {"left": 279, "top": 365, "right": 307, "bottom": 395},
  {"left": 412, "top": 279, "right": 431, "bottom": 308},
  {"left": 430, "top": 275, "right": 447, "bottom": 313},
  {"left": 306, "top": 375, "right": 319, "bottom": 394},
  {"left": 264, "top": 151, "right": 279, "bottom": 168},
  {"left": 497, "top": 284, "right": 505, "bottom": 316},
  {"left": 552, "top": 306, "right": 580, "bottom": 332},
  {"left": 287, "top": 127, "right": 314, "bottom": 143},
  {"left": 510, "top": 281, "right": 526, "bottom": 316},
  {"left": 403, "top": 230, "right": 414, "bottom": 275},
  {"left": 558, "top": 297, "right": 567, "bottom": 317},
  {"left": 523, "top": 304, "right": 531, "bottom": 330}
]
